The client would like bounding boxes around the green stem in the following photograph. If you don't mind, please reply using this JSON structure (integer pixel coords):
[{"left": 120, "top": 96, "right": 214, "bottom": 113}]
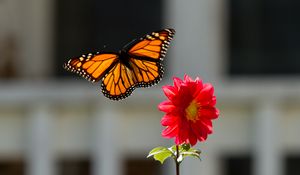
[{"left": 176, "top": 145, "right": 180, "bottom": 175}]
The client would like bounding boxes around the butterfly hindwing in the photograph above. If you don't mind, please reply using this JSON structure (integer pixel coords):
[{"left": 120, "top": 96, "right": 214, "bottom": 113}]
[
  {"left": 130, "top": 58, "right": 163, "bottom": 87},
  {"left": 101, "top": 62, "right": 137, "bottom": 100}
]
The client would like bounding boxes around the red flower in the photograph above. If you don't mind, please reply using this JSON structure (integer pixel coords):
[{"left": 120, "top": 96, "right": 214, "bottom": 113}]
[{"left": 158, "top": 75, "right": 219, "bottom": 146}]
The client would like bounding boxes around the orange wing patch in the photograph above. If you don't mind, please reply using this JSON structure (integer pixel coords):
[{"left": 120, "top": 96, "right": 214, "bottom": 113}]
[
  {"left": 101, "top": 63, "right": 137, "bottom": 100},
  {"left": 129, "top": 28, "right": 175, "bottom": 60},
  {"left": 130, "top": 58, "right": 162, "bottom": 86},
  {"left": 63, "top": 53, "right": 118, "bottom": 82},
  {"left": 129, "top": 40, "right": 150, "bottom": 51}
]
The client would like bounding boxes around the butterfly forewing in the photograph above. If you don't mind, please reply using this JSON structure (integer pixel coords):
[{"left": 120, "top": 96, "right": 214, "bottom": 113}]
[
  {"left": 101, "top": 63, "right": 137, "bottom": 100},
  {"left": 64, "top": 53, "right": 118, "bottom": 82},
  {"left": 128, "top": 28, "right": 175, "bottom": 60}
]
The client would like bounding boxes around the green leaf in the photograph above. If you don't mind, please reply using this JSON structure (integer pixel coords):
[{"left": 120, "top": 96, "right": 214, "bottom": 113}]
[
  {"left": 170, "top": 145, "right": 177, "bottom": 152},
  {"left": 182, "top": 148, "right": 201, "bottom": 160},
  {"left": 147, "top": 147, "right": 168, "bottom": 157},
  {"left": 148, "top": 144, "right": 201, "bottom": 164},
  {"left": 147, "top": 147, "right": 174, "bottom": 164}
]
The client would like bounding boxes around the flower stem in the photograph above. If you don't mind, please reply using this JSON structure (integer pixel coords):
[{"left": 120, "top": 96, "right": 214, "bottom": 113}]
[{"left": 176, "top": 145, "right": 180, "bottom": 175}]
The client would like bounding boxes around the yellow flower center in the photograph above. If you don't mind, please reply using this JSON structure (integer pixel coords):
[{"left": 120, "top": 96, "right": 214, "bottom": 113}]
[{"left": 185, "top": 100, "right": 200, "bottom": 122}]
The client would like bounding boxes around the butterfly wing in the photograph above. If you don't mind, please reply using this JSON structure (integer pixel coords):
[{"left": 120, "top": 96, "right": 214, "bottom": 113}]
[
  {"left": 101, "top": 28, "right": 175, "bottom": 100},
  {"left": 63, "top": 53, "right": 119, "bottom": 82},
  {"left": 101, "top": 62, "right": 138, "bottom": 100},
  {"left": 129, "top": 58, "right": 163, "bottom": 87},
  {"left": 128, "top": 28, "right": 175, "bottom": 61}
]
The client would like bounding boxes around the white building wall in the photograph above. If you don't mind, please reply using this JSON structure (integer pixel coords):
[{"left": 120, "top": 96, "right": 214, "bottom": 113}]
[{"left": 1, "top": 84, "right": 300, "bottom": 175}]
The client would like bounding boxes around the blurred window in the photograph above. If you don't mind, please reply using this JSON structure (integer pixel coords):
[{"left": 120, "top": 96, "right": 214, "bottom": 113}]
[
  {"left": 228, "top": 0, "right": 300, "bottom": 76},
  {"left": 285, "top": 155, "right": 300, "bottom": 175},
  {"left": 222, "top": 155, "right": 252, "bottom": 175},
  {"left": 124, "top": 158, "right": 161, "bottom": 175},
  {"left": 0, "top": 159, "right": 25, "bottom": 175},
  {"left": 55, "top": 0, "right": 163, "bottom": 77},
  {"left": 57, "top": 158, "right": 91, "bottom": 175},
  {"left": 0, "top": 1, "right": 18, "bottom": 79}
]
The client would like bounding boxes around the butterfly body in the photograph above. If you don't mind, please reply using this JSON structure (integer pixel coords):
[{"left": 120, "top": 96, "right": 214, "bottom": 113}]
[
  {"left": 118, "top": 50, "right": 134, "bottom": 70},
  {"left": 64, "top": 28, "right": 175, "bottom": 100}
]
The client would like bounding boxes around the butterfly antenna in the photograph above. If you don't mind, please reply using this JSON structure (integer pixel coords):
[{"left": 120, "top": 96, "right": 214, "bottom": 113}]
[{"left": 123, "top": 39, "right": 137, "bottom": 50}]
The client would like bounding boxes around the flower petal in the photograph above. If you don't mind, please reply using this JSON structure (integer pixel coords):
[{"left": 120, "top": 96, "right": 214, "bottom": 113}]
[
  {"left": 199, "top": 107, "right": 219, "bottom": 119},
  {"left": 198, "top": 130, "right": 208, "bottom": 141},
  {"left": 158, "top": 101, "right": 176, "bottom": 113},
  {"left": 191, "top": 122, "right": 209, "bottom": 142},
  {"left": 162, "top": 125, "right": 178, "bottom": 138},
  {"left": 176, "top": 85, "right": 193, "bottom": 106},
  {"left": 184, "top": 74, "right": 193, "bottom": 82},
  {"left": 195, "top": 83, "right": 214, "bottom": 102},
  {"left": 198, "top": 119, "right": 213, "bottom": 134},
  {"left": 176, "top": 120, "right": 190, "bottom": 144},
  {"left": 195, "top": 77, "right": 203, "bottom": 84},
  {"left": 188, "top": 128, "right": 198, "bottom": 146},
  {"left": 161, "top": 114, "right": 178, "bottom": 126},
  {"left": 173, "top": 77, "right": 183, "bottom": 90},
  {"left": 192, "top": 78, "right": 203, "bottom": 97},
  {"left": 175, "top": 136, "right": 181, "bottom": 145},
  {"left": 208, "top": 96, "right": 217, "bottom": 106},
  {"left": 162, "top": 85, "right": 177, "bottom": 100}
]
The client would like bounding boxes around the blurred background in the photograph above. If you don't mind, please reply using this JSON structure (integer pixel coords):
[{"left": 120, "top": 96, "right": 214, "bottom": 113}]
[{"left": 0, "top": 0, "right": 300, "bottom": 175}]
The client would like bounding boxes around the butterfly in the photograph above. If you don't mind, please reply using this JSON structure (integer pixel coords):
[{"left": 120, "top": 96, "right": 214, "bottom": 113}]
[{"left": 63, "top": 28, "right": 175, "bottom": 100}]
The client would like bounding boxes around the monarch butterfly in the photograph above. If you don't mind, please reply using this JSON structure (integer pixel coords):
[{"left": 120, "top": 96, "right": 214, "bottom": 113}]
[{"left": 63, "top": 28, "right": 175, "bottom": 100}]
